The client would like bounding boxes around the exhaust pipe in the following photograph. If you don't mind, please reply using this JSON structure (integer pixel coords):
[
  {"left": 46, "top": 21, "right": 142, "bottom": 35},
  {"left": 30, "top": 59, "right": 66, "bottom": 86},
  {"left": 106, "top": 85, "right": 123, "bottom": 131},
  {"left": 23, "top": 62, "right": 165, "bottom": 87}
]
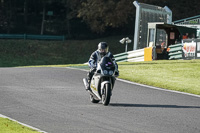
[
  {"left": 83, "top": 78, "right": 89, "bottom": 90},
  {"left": 83, "top": 78, "right": 100, "bottom": 100}
]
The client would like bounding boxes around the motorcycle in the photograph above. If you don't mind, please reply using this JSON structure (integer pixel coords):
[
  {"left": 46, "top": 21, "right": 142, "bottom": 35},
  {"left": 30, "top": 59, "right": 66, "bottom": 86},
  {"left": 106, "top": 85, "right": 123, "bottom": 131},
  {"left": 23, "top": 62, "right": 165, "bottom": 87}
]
[{"left": 83, "top": 56, "right": 118, "bottom": 106}]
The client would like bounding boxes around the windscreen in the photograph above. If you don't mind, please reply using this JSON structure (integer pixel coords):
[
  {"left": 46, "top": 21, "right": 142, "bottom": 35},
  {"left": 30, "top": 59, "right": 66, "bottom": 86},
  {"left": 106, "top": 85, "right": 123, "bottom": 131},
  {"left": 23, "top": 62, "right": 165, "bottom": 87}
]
[{"left": 100, "top": 57, "right": 115, "bottom": 70}]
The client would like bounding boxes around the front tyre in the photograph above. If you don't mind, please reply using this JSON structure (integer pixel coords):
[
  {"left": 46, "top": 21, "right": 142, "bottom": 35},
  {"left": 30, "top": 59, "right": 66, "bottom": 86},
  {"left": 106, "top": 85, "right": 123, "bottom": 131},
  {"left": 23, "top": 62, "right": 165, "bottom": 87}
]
[
  {"left": 90, "top": 94, "right": 100, "bottom": 103},
  {"left": 102, "top": 83, "right": 111, "bottom": 106}
]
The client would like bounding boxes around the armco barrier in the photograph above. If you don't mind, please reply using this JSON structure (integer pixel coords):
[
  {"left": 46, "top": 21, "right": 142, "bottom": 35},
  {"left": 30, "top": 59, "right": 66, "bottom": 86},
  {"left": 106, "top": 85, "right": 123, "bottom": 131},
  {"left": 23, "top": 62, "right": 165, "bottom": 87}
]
[
  {"left": 0, "top": 34, "right": 65, "bottom": 41},
  {"left": 168, "top": 40, "right": 200, "bottom": 60},
  {"left": 114, "top": 52, "right": 128, "bottom": 62},
  {"left": 127, "top": 49, "right": 144, "bottom": 62},
  {"left": 168, "top": 43, "right": 183, "bottom": 60},
  {"left": 114, "top": 48, "right": 146, "bottom": 62},
  {"left": 114, "top": 47, "right": 153, "bottom": 63}
]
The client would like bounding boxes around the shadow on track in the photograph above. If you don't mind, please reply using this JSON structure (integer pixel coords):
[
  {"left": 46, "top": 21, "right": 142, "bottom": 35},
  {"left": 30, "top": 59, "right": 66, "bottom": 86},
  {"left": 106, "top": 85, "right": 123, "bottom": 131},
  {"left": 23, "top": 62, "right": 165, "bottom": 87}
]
[{"left": 110, "top": 103, "right": 200, "bottom": 109}]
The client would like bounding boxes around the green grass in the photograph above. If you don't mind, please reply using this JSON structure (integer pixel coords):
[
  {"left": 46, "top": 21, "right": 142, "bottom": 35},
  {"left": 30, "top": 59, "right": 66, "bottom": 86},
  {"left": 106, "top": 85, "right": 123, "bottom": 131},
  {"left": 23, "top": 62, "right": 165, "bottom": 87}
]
[
  {"left": 0, "top": 117, "right": 39, "bottom": 133},
  {"left": 118, "top": 60, "right": 200, "bottom": 95}
]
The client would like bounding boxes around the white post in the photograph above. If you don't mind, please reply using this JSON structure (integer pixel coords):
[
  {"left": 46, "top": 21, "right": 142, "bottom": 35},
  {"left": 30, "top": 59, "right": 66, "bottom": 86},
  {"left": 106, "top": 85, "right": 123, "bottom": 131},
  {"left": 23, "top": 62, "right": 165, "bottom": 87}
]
[{"left": 133, "top": 1, "right": 141, "bottom": 50}]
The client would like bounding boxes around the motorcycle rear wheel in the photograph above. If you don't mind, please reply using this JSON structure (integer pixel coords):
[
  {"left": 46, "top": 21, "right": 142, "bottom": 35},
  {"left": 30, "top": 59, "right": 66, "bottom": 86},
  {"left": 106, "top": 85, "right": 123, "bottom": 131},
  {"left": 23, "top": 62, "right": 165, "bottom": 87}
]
[
  {"left": 90, "top": 94, "right": 100, "bottom": 103},
  {"left": 102, "top": 83, "right": 111, "bottom": 106}
]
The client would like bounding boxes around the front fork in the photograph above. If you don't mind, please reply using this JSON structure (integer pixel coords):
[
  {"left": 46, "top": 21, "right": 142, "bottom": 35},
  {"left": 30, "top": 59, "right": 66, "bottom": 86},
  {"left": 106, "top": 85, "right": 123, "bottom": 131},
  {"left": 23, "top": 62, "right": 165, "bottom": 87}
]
[{"left": 101, "top": 81, "right": 112, "bottom": 96}]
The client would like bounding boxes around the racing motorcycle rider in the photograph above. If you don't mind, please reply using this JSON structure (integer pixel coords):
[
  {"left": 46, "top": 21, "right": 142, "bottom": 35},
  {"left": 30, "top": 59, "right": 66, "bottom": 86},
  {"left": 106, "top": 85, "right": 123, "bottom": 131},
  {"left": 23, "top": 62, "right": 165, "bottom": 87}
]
[{"left": 86, "top": 42, "right": 119, "bottom": 90}]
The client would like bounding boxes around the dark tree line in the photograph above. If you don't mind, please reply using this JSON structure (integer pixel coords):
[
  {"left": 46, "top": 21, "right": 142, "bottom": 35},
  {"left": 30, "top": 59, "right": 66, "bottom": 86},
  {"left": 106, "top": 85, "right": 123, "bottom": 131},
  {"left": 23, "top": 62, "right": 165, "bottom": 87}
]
[{"left": 0, "top": 0, "right": 199, "bottom": 39}]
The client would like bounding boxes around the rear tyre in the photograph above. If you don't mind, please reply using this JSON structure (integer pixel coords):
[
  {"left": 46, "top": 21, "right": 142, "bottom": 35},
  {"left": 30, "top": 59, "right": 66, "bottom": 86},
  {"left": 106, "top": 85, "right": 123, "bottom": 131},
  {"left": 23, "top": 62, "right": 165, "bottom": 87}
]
[
  {"left": 90, "top": 94, "right": 100, "bottom": 103},
  {"left": 102, "top": 84, "right": 111, "bottom": 106}
]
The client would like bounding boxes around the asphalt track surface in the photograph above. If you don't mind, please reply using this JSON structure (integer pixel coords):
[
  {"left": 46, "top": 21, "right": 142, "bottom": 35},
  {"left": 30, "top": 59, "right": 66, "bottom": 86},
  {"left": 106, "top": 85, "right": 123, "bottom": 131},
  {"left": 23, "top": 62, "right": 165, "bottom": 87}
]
[{"left": 0, "top": 67, "right": 200, "bottom": 133}]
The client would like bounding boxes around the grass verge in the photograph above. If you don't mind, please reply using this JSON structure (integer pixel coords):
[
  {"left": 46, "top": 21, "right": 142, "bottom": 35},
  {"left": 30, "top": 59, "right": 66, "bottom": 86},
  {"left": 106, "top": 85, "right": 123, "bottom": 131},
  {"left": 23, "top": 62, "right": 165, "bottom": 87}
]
[
  {"left": 118, "top": 60, "right": 200, "bottom": 95},
  {"left": 0, "top": 117, "right": 39, "bottom": 133}
]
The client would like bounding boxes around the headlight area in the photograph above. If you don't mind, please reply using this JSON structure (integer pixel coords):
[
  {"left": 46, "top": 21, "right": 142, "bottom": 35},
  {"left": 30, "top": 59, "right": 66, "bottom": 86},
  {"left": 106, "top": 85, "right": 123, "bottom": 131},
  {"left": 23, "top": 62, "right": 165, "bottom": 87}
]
[
  {"left": 109, "top": 70, "right": 113, "bottom": 75},
  {"left": 103, "top": 70, "right": 108, "bottom": 75},
  {"left": 102, "top": 70, "right": 114, "bottom": 75}
]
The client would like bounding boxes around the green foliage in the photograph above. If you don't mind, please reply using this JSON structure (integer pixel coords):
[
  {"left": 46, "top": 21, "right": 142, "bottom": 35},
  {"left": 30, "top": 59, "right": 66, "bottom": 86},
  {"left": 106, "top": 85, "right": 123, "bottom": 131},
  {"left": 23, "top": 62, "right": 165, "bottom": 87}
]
[
  {"left": 1, "top": 0, "right": 199, "bottom": 38},
  {"left": 77, "top": 0, "right": 134, "bottom": 33}
]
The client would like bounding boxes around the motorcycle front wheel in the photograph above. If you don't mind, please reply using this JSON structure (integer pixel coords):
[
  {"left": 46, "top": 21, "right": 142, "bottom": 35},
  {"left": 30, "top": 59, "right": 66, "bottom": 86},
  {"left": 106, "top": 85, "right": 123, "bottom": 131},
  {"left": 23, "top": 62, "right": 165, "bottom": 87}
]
[{"left": 102, "top": 83, "right": 111, "bottom": 106}]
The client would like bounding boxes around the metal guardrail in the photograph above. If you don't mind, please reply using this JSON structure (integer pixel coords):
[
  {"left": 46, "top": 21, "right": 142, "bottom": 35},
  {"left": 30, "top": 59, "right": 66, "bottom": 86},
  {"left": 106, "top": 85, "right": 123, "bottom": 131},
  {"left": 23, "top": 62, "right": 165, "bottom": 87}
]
[
  {"left": 115, "top": 41, "right": 199, "bottom": 61},
  {"left": 127, "top": 49, "right": 144, "bottom": 62},
  {"left": 114, "top": 48, "right": 145, "bottom": 62},
  {"left": 114, "top": 52, "right": 128, "bottom": 62},
  {"left": 0, "top": 34, "right": 65, "bottom": 41},
  {"left": 168, "top": 43, "right": 183, "bottom": 60}
]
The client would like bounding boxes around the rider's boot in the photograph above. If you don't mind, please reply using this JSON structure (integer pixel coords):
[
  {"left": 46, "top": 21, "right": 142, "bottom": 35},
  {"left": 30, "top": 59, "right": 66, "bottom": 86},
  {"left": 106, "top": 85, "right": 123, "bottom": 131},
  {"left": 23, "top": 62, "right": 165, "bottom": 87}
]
[
  {"left": 85, "top": 78, "right": 90, "bottom": 91},
  {"left": 87, "top": 78, "right": 91, "bottom": 90}
]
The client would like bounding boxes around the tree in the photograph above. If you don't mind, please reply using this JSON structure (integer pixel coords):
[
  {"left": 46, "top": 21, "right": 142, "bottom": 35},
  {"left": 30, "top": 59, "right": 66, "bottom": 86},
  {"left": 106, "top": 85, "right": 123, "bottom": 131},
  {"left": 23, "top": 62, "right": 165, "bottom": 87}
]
[
  {"left": 0, "top": 2, "right": 8, "bottom": 32},
  {"left": 40, "top": 0, "right": 81, "bottom": 36},
  {"left": 61, "top": 0, "right": 81, "bottom": 37},
  {"left": 77, "top": 0, "right": 134, "bottom": 33},
  {"left": 0, "top": 0, "right": 18, "bottom": 33}
]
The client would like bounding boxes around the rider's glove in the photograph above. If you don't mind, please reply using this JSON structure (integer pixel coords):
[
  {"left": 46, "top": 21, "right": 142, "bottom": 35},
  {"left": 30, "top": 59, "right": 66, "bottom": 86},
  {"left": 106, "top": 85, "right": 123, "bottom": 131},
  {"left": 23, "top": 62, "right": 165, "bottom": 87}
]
[{"left": 115, "top": 70, "right": 119, "bottom": 77}]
